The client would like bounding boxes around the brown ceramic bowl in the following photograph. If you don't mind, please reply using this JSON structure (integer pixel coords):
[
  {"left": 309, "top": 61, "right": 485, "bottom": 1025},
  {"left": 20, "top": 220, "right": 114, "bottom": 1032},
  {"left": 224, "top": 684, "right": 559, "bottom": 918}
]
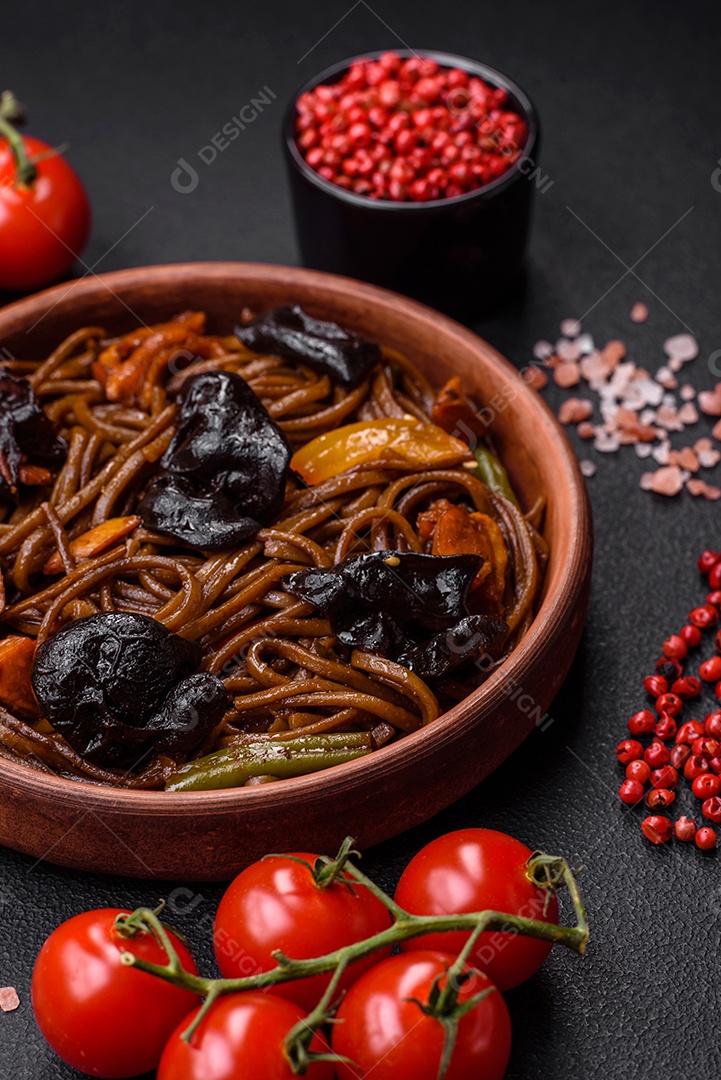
[{"left": 0, "top": 262, "right": 592, "bottom": 881}]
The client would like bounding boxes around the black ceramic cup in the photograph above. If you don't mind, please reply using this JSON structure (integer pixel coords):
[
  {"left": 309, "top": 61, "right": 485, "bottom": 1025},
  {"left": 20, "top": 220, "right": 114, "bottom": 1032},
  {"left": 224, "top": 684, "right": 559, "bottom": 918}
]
[{"left": 283, "top": 50, "right": 541, "bottom": 320}]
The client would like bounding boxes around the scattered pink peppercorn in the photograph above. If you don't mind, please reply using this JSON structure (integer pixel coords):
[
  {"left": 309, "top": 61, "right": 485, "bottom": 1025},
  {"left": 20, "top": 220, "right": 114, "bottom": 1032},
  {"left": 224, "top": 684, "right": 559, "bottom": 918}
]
[
  {"left": 699, "top": 657, "right": 721, "bottom": 683},
  {"left": 619, "top": 779, "right": 644, "bottom": 805},
  {"left": 645, "top": 742, "right": 671, "bottom": 768},
  {"left": 684, "top": 754, "right": 710, "bottom": 781},
  {"left": 692, "top": 736, "right": 720, "bottom": 758},
  {"left": 697, "top": 550, "right": 719, "bottom": 575},
  {"left": 616, "top": 738, "right": 643, "bottom": 764},
  {"left": 662, "top": 635, "right": 688, "bottom": 661},
  {"left": 646, "top": 788, "right": 675, "bottom": 810},
  {"left": 680, "top": 625, "right": 703, "bottom": 648},
  {"left": 674, "top": 816, "right": 697, "bottom": 842},
  {"left": 670, "top": 744, "right": 691, "bottom": 770},
  {"left": 695, "top": 826, "right": 717, "bottom": 850},
  {"left": 689, "top": 605, "right": 719, "bottom": 629},
  {"left": 626, "top": 760, "right": 651, "bottom": 783},
  {"left": 655, "top": 692, "right": 683, "bottom": 717},
  {"left": 643, "top": 674, "right": 668, "bottom": 697},
  {"left": 627, "top": 709, "right": 656, "bottom": 736},
  {"left": 671, "top": 676, "right": 702, "bottom": 700},
  {"left": 676, "top": 720, "right": 706, "bottom": 744},
  {"left": 641, "top": 815, "right": 673, "bottom": 844},
  {"left": 655, "top": 714, "right": 677, "bottom": 740},
  {"left": 650, "top": 766, "right": 678, "bottom": 790},
  {"left": 655, "top": 657, "right": 683, "bottom": 679},
  {"left": 692, "top": 774, "right": 721, "bottom": 799},
  {"left": 702, "top": 796, "right": 721, "bottom": 823}
]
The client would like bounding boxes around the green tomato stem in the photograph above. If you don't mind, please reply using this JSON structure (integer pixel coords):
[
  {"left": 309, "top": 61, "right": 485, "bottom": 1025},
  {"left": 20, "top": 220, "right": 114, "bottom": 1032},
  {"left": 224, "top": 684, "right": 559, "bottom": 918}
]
[
  {"left": 0, "top": 93, "right": 36, "bottom": 187},
  {"left": 118, "top": 849, "right": 589, "bottom": 1046}
]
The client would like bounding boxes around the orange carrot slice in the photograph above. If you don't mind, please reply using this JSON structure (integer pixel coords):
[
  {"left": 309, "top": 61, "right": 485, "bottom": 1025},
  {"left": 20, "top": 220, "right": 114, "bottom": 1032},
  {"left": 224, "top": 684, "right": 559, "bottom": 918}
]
[
  {"left": 0, "top": 636, "right": 39, "bottom": 717},
  {"left": 43, "top": 516, "right": 140, "bottom": 575}
]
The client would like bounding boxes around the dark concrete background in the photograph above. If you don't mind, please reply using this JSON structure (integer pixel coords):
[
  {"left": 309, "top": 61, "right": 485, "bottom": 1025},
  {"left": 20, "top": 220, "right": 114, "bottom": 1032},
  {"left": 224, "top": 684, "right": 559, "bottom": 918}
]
[{"left": 0, "top": 1, "right": 720, "bottom": 1076}]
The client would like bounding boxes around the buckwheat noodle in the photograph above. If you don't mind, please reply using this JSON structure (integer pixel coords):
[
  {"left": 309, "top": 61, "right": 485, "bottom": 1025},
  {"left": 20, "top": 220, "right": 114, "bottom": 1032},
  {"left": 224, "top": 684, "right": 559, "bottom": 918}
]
[{"left": 0, "top": 314, "right": 547, "bottom": 788}]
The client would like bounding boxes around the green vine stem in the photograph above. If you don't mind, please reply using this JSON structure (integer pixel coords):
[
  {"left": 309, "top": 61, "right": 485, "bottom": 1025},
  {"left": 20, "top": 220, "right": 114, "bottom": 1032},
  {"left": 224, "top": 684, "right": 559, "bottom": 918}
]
[
  {"left": 117, "top": 844, "right": 589, "bottom": 1072},
  {"left": 0, "top": 91, "right": 36, "bottom": 187}
]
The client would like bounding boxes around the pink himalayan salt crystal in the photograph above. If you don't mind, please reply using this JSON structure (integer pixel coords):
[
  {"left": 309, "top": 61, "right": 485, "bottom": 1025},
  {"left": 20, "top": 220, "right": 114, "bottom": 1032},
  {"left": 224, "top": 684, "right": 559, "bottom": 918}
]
[
  {"left": 577, "top": 421, "right": 596, "bottom": 439},
  {"left": 669, "top": 447, "right": 700, "bottom": 472},
  {"left": 680, "top": 384, "right": 696, "bottom": 401},
  {"left": 713, "top": 419, "right": 721, "bottom": 440},
  {"left": 643, "top": 465, "right": 685, "bottom": 496},
  {"left": 0, "top": 988, "right": 19, "bottom": 1013},
  {"left": 653, "top": 442, "right": 671, "bottom": 464},
  {"left": 560, "top": 318, "right": 582, "bottom": 337},
  {"left": 655, "top": 367, "right": 678, "bottom": 390},
  {"left": 558, "top": 398, "right": 594, "bottom": 424},
  {"left": 594, "top": 430, "right": 621, "bottom": 452},
  {"left": 635, "top": 443, "right": 653, "bottom": 459},
  {"left": 678, "top": 402, "right": 699, "bottom": 425},
  {"left": 533, "top": 340, "right": 553, "bottom": 361},
  {"left": 556, "top": 338, "right": 582, "bottom": 362},
  {"left": 602, "top": 340, "right": 627, "bottom": 367},
  {"left": 630, "top": 302, "right": 649, "bottom": 323},
  {"left": 687, "top": 479, "right": 721, "bottom": 500},
  {"left": 664, "top": 333, "right": 699, "bottom": 362},
  {"left": 698, "top": 389, "right": 721, "bottom": 417},
  {"left": 580, "top": 352, "right": 613, "bottom": 382},
  {"left": 655, "top": 405, "right": 685, "bottom": 432},
  {"left": 554, "top": 363, "right": 580, "bottom": 388},
  {"left": 579, "top": 459, "right": 596, "bottom": 477},
  {"left": 632, "top": 377, "right": 663, "bottom": 407},
  {"left": 699, "top": 448, "right": 721, "bottom": 468},
  {"left": 615, "top": 407, "right": 641, "bottom": 430}
]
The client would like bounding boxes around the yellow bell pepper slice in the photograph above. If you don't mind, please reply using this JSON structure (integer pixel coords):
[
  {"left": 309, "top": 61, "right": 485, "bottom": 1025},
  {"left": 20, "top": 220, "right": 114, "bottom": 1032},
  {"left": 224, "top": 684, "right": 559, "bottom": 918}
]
[{"left": 291, "top": 418, "right": 471, "bottom": 486}]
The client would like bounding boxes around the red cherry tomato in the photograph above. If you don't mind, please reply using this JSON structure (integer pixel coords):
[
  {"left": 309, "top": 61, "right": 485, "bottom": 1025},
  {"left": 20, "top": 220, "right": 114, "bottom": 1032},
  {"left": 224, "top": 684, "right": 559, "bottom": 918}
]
[
  {"left": 0, "top": 134, "right": 91, "bottom": 291},
  {"left": 157, "top": 992, "right": 334, "bottom": 1080},
  {"left": 332, "top": 950, "right": 511, "bottom": 1080},
  {"left": 32, "top": 908, "right": 199, "bottom": 1078},
  {"left": 395, "top": 829, "right": 559, "bottom": 990},
  {"left": 214, "top": 852, "right": 392, "bottom": 1010}
]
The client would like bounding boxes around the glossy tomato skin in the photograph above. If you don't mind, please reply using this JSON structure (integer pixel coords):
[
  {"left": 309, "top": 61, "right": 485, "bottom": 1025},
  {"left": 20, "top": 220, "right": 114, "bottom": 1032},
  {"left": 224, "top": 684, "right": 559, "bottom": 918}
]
[
  {"left": 395, "top": 829, "right": 559, "bottom": 990},
  {"left": 214, "top": 852, "right": 391, "bottom": 1010},
  {"left": 158, "top": 992, "right": 335, "bottom": 1080},
  {"left": 32, "top": 908, "right": 199, "bottom": 1078},
  {"left": 0, "top": 134, "right": 91, "bottom": 291},
  {"left": 332, "top": 950, "right": 511, "bottom": 1080}
]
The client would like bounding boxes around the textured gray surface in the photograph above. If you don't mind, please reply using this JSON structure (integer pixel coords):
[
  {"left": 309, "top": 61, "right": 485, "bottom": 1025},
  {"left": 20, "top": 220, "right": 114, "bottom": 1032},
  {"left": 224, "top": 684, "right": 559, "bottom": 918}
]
[{"left": 1, "top": 0, "right": 720, "bottom": 1076}]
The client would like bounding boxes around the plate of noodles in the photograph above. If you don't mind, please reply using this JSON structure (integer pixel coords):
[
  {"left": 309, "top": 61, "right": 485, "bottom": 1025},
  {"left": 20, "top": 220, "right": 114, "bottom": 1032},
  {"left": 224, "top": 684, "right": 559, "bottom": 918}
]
[{"left": 0, "top": 263, "right": 591, "bottom": 879}]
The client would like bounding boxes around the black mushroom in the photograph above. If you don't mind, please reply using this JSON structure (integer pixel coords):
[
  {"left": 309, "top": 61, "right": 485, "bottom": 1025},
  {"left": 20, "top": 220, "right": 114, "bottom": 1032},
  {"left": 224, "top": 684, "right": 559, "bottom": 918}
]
[
  {"left": 236, "top": 305, "right": 382, "bottom": 389},
  {"left": 284, "top": 551, "right": 508, "bottom": 678},
  {"left": 31, "top": 612, "right": 230, "bottom": 766},
  {"left": 0, "top": 373, "right": 67, "bottom": 499},
  {"left": 139, "top": 370, "right": 291, "bottom": 550}
]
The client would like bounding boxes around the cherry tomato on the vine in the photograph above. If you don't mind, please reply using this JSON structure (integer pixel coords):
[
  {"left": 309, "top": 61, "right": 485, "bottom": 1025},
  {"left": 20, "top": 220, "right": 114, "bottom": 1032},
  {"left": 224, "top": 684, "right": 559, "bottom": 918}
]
[
  {"left": 0, "top": 134, "right": 91, "bottom": 291},
  {"left": 395, "top": 828, "right": 559, "bottom": 990},
  {"left": 332, "top": 950, "right": 511, "bottom": 1080},
  {"left": 214, "top": 852, "right": 392, "bottom": 1010},
  {"left": 32, "top": 908, "right": 199, "bottom": 1079},
  {"left": 157, "top": 992, "right": 335, "bottom": 1080}
]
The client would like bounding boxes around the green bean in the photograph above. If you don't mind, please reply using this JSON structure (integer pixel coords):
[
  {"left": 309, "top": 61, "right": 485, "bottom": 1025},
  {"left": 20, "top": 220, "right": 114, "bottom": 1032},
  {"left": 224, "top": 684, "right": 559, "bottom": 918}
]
[
  {"left": 165, "top": 732, "right": 373, "bottom": 791},
  {"left": 472, "top": 445, "right": 520, "bottom": 507}
]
